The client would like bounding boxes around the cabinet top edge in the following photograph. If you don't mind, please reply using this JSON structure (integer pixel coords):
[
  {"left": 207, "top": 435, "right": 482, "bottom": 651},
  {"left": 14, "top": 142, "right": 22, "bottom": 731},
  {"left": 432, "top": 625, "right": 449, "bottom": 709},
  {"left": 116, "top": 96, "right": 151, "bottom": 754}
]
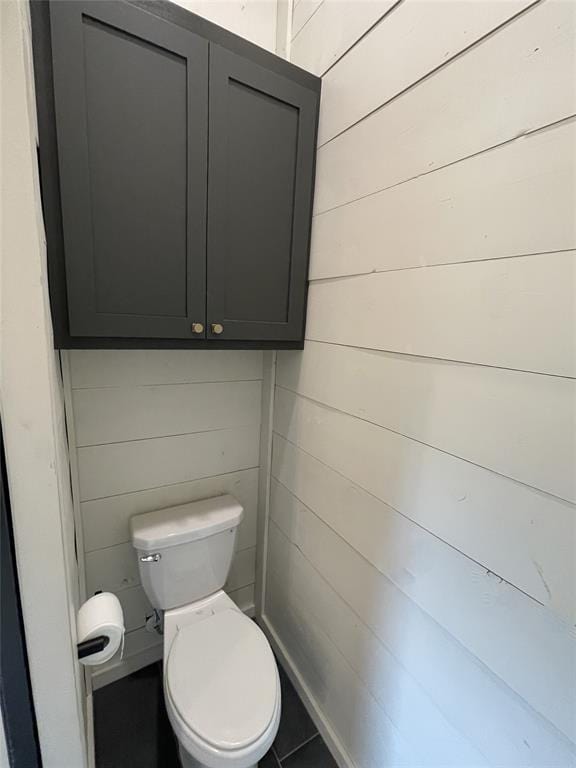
[{"left": 119, "top": 0, "right": 322, "bottom": 93}]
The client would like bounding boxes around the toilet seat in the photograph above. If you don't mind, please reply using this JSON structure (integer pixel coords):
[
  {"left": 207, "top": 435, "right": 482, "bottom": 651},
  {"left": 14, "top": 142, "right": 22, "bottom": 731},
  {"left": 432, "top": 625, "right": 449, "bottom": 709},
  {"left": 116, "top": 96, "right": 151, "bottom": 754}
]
[{"left": 165, "top": 609, "right": 280, "bottom": 767}]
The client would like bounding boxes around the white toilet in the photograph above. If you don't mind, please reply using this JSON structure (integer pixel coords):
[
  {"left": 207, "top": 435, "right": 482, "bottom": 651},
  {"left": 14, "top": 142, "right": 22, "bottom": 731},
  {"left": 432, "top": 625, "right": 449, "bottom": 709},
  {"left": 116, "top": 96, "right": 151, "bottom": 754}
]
[{"left": 131, "top": 495, "right": 281, "bottom": 768}]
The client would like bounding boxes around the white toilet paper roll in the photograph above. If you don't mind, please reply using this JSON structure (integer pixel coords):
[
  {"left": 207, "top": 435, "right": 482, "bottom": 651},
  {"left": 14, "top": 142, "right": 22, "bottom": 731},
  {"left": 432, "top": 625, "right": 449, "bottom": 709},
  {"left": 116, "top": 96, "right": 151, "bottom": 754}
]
[{"left": 77, "top": 592, "right": 125, "bottom": 666}]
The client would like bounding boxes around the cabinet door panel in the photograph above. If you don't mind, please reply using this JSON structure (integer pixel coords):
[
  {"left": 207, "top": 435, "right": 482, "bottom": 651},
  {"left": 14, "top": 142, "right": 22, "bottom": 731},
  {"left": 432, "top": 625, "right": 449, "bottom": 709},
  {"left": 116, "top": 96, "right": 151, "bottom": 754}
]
[
  {"left": 207, "top": 46, "right": 318, "bottom": 341},
  {"left": 50, "top": 1, "right": 208, "bottom": 338}
]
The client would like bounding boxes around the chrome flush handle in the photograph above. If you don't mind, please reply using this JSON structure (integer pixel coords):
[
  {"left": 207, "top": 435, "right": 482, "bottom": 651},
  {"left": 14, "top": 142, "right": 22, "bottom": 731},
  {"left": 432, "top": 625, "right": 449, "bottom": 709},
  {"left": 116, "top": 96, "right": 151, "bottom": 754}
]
[{"left": 140, "top": 553, "right": 161, "bottom": 563}]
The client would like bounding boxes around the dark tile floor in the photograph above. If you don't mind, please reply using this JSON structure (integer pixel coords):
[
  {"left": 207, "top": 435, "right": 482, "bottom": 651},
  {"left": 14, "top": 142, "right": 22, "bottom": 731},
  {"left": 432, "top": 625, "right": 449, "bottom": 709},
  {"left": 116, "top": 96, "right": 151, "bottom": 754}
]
[{"left": 95, "top": 661, "right": 337, "bottom": 768}]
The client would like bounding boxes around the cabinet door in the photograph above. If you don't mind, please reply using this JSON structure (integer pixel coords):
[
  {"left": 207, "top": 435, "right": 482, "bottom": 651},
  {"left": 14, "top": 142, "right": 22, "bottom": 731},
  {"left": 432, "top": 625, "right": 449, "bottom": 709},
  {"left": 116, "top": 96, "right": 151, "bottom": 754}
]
[
  {"left": 207, "top": 45, "right": 318, "bottom": 341},
  {"left": 50, "top": 1, "right": 208, "bottom": 338}
]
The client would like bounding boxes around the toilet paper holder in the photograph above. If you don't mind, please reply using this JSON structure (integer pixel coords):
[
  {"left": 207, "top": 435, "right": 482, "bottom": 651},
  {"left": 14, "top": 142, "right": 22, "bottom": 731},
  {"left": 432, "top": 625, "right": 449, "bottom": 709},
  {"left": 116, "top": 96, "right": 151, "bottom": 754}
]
[{"left": 77, "top": 635, "right": 110, "bottom": 660}]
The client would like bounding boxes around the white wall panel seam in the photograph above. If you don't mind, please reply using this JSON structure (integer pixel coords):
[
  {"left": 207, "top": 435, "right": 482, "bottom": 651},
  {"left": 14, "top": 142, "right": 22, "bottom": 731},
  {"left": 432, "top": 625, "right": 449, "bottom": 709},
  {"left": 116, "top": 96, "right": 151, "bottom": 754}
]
[
  {"left": 78, "top": 465, "right": 261, "bottom": 505},
  {"left": 290, "top": 0, "right": 399, "bottom": 77},
  {"left": 290, "top": 0, "right": 324, "bottom": 41},
  {"left": 316, "top": 113, "right": 576, "bottom": 218},
  {"left": 318, "top": 0, "right": 542, "bottom": 147},
  {"left": 302, "top": 338, "right": 576, "bottom": 382},
  {"left": 270, "top": 453, "right": 558, "bottom": 614},
  {"left": 272, "top": 383, "right": 575, "bottom": 504},
  {"left": 318, "top": 0, "right": 404, "bottom": 79},
  {"left": 305, "top": 250, "right": 576, "bottom": 376},
  {"left": 313, "top": 0, "right": 576, "bottom": 213},
  {"left": 70, "top": 378, "right": 264, "bottom": 391},
  {"left": 86, "top": 539, "right": 258, "bottom": 557},
  {"left": 271, "top": 395, "right": 575, "bottom": 620},
  {"left": 68, "top": 349, "right": 264, "bottom": 388},
  {"left": 309, "top": 118, "right": 576, "bottom": 279},
  {"left": 74, "top": 425, "right": 260, "bottom": 450},
  {"left": 308, "top": 247, "right": 576, "bottom": 284},
  {"left": 276, "top": 342, "right": 576, "bottom": 501}
]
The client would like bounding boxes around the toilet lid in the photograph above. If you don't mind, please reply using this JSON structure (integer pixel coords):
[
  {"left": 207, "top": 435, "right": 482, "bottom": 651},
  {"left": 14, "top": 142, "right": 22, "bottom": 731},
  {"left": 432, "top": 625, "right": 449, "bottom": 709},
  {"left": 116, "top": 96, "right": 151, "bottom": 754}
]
[{"left": 166, "top": 610, "right": 278, "bottom": 751}]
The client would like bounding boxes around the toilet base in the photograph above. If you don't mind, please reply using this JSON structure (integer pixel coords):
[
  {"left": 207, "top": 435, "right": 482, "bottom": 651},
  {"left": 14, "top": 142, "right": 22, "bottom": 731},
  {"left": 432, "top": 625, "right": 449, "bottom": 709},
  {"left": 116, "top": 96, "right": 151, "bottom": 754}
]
[{"left": 178, "top": 743, "right": 257, "bottom": 768}]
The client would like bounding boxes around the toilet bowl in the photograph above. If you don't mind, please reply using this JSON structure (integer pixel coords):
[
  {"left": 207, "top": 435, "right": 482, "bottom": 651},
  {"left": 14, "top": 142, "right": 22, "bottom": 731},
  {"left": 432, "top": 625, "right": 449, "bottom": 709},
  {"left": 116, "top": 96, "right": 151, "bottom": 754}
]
[
  {"left": 131, "top": 496, "right": 281, "bottom": 768},
  {"left": 163, "top": 592, "right": 281, "bottom": 768}
]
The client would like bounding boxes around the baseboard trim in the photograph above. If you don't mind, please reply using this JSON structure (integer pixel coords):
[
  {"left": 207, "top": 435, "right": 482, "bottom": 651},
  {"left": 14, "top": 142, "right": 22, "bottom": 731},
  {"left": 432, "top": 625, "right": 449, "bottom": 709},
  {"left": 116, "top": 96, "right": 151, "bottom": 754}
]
[{"left": 260, "top": 614, "right": 355, "bottom": 768}]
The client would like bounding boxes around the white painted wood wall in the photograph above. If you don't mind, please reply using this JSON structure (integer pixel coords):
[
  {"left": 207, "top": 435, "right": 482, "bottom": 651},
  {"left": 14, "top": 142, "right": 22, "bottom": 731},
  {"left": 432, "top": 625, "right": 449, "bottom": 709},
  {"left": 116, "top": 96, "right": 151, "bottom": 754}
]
[
  {"left": 1, "top": 2, "right": 88, "bottom": 763},
  {"left": 63, "top": 350, "right": 264, "bottom": 687},
  {"left": 262, "top": 1, "right": 576, "bottom": 766},
  {"left": 173, "top": 0, "right": 278, "bottom": 51}
]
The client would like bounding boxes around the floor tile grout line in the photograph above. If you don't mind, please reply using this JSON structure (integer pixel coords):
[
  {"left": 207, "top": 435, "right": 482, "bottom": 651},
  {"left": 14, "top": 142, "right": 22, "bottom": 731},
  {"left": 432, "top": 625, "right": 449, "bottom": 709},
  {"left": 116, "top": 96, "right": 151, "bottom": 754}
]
[{"left": 278, "top": 732, "right": 320, "bottom": 763}]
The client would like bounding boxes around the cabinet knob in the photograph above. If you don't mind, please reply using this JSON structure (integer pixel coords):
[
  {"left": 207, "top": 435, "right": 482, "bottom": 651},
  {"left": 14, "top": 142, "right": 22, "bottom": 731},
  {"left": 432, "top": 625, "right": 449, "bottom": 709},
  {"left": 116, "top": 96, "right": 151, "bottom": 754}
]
[
  {"left": 211, "top": 323, "right": 224, "bottom": 335},
  {"left": 191, "top": 322, "right": 204, "bottom": 334}
]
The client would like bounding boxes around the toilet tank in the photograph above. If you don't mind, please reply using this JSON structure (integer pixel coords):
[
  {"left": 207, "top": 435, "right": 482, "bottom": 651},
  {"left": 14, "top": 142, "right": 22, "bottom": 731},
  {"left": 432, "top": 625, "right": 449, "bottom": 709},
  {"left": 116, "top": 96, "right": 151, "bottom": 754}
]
[{"left": 130, "top": 495, "right": 243, "bottom": 610}]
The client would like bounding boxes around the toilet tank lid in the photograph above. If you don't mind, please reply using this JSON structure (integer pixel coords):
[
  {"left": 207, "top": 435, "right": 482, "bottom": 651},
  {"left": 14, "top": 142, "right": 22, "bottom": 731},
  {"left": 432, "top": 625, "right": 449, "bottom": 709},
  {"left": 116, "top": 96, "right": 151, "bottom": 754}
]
[{"left": 130, "top": 495, "right": 243, "bottom": 551}]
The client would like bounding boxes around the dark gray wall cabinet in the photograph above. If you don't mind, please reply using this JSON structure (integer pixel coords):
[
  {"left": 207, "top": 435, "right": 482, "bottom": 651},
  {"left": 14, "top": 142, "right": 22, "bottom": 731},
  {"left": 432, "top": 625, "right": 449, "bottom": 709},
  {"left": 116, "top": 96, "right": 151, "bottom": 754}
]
[{"left": 31, "top": 0, "right": 320, "bottom": 349}]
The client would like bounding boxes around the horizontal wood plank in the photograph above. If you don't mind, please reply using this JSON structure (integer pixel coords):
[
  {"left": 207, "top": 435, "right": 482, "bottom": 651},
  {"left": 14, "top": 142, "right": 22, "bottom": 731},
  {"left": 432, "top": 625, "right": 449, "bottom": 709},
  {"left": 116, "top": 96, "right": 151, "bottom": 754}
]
[
  {"left": 85, "top": 542, "right": 139, "bottom": 595},
  {"left": 313, "top": 0, "right": 576, "bottom": 213},
  {"left": 269, "top": 477, "right": 576, "bottom": 744},
  {"left": 273, "top": 391, "right": 576, "bottom": 622},
  {"left": 290, "top": 0, "right": 399, "bottom": 76},
  {"left": 268, "top": 521, "right": 489, "bottom": 766},
  {"left": 266, "top": 508, "right": 576, "bottom": 765},
  {"left": 68, "top": 349, "right": 263, "bottom": 388},
  {"left": 318, "top": 0, "right": 536, "bottom": 145},
  {"left": 226, "top": 546, "right": 257, "bottom": 592},
  {"left": 81, "top": 467, "right": 259, "bottom": 552},
  {"left": 310, "top": 119, "right": 576, "bottom": 279},
  {"left": 116, "top": 585, "right": 153, "bottom": 633},
  {"left": 306, "top": 251, "right": 576, "bottom": 377},
  {"left": 228, "top": 583, "right": 255, "bottom": 613},
  {"left": 267, "top": 562, "right": 415, "bottom": 767},
  {"left": 77, "top": 426, "right": 260, "bottom": 501},
  {"left": 85, "top": 543, "right": 256, "bottom": 596},
  {"left": 72, "top": 380, "right": 262, "bottom": 446},
  {"left": 291, "top": 0, "right": 323, "bottom": 39},
  {"left": 277, "top": 342, "right": 576, "bottom": 502},
  {"left": 277, "top": 0, "right": 576, "bottom": 761}
]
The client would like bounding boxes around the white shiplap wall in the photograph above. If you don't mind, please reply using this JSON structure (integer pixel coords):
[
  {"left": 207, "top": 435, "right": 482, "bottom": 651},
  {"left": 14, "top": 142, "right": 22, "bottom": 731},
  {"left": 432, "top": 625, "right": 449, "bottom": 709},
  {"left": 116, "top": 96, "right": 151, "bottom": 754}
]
[
  {"left": 263, "top": 1, "right": 576, "bottom": 766},
  {"left": 64, "top": 350, "right": 263, "bottom": 687},
  {"left": 172, "top": 0, "right": 277, "bottom": 52}
]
